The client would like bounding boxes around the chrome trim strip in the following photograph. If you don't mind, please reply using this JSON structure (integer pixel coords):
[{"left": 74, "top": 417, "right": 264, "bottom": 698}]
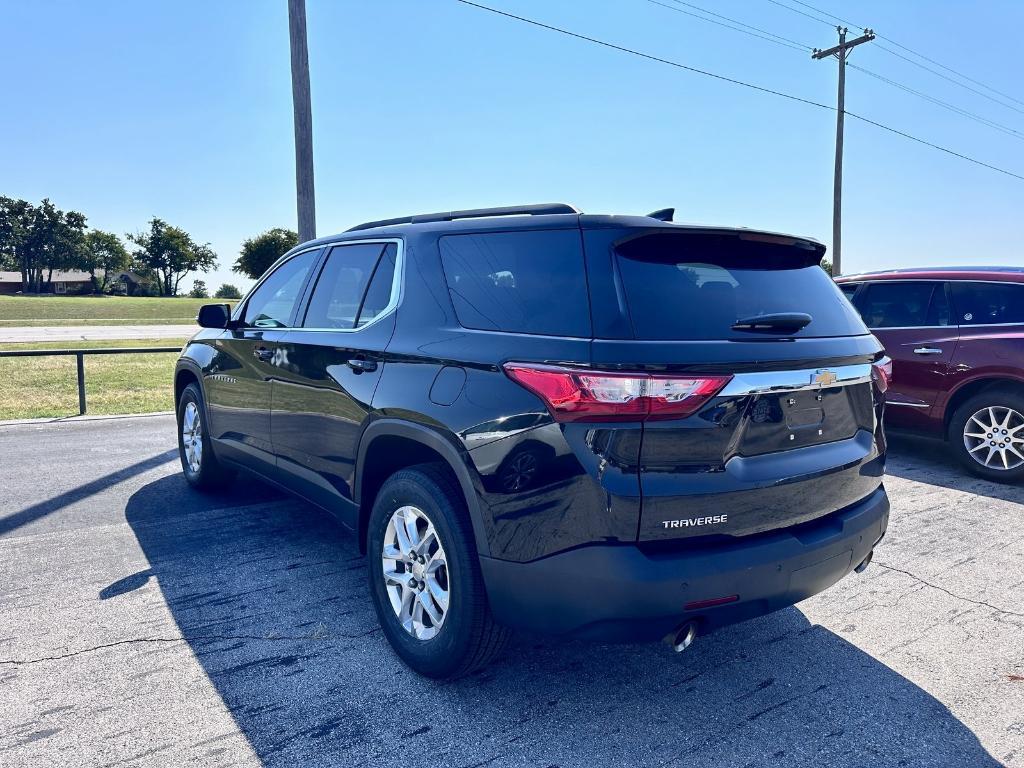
[
  {"left": 887, "top": 400, "right": 930, "bottom": 408},
  {"left": 718, "top": 363, "right": 873, "bottom": 397},
  {"left": 234, "top": 238, "right": 404, "bottom": 334},
  {"left": 289, "top": 238, "right": 405, "bottom": 334}
]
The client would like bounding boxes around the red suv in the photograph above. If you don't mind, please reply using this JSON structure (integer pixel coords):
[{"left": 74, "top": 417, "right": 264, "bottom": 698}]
[{"left": 836, "top": 267, "right": 1024, "bottom": 482}]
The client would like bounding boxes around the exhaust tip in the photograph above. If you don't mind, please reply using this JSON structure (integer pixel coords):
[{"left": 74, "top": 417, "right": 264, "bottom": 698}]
[
  {"left": 855, "top": 549, "right": 874, "bottom": 574},
  {"left": 671, "top": 621, "right": 699, "bottom": 653}
]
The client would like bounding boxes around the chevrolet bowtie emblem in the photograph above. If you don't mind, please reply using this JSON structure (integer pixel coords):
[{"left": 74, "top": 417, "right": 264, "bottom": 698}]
[{"left": 812, "top": 369, "right": 838, "bottom": 386}]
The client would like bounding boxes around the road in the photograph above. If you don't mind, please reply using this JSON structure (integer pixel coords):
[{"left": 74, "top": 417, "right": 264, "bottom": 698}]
[
  {"left": 0, "top": 416, "right": 1021, "bottom": 767},
  {"left": 0, "top": 324, "right": 196, "bottom": 343}
]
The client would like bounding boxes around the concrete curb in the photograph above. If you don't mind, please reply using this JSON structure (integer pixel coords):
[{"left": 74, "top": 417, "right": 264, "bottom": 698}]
[{"left": 0, "top": 411, "right": 174, "bottom": 427}]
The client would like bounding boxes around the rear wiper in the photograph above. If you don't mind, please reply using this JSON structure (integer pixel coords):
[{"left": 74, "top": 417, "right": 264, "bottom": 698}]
[{"left": 731, "top": 312, "right": 812, "bottom": 333}]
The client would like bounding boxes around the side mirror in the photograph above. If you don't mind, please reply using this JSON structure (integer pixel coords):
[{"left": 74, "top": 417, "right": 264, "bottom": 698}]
[{"left": 197, "top": 303, "right": 232, "bottom": 329}]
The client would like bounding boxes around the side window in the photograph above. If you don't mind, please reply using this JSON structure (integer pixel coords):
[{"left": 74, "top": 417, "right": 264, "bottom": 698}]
[
  {"left": 951, "top": 281, "right": 1024, "bottom": 325},
  {"left": 858, "top": 282, "right": 945, "bottom": 329},
  {"left": 241, "top": 249, "right": 320, "bottom": 328},
  {"left": 438, "top": 229, "right": 590, "bottom": 337},
  {"left": 356, "top": 243, "right": 398, "bottom": 327},
  {"left": 302, "top": 242, "right": 387, "bottom": 329},
  {"left": 839, "top": 283, "right": 859, "bottom": 302}
]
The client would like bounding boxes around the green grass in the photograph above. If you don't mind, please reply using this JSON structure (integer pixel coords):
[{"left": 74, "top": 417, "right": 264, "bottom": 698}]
[
  {"left": 0, "top": 338, "right": 187, "bottom": 420},
  {"left": 0, "top": 295, "right": 237, "bottom": 326}
]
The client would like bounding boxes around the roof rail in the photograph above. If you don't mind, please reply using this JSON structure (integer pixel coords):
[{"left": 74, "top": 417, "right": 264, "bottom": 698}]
[{"left": 345, "top": 203, "right": 580, "bottom": 233}]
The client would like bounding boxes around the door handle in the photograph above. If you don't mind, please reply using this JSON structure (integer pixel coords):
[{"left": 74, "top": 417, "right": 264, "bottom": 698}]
[
  {"left": 346, "top": 358, "right": 377, "bottom": 373},
  {"left": 913, "top": 347, "right": 943, "bottom": 355},
  {"left": 253, "top": 347, "right": 273, "bottom": 362}
]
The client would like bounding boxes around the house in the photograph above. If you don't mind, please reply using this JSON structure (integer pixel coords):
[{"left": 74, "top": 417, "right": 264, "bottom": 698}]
[{"left": 0, "top": 270, "right": 97, "bottom": 295}]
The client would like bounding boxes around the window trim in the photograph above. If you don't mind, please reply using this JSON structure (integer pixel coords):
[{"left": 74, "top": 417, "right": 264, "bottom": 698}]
[
  {"left": 232, "top": 246, "right": 325, "bottom": 329},
  {"left": 292, "top": 237, "right": 405, "bottom": 334}
]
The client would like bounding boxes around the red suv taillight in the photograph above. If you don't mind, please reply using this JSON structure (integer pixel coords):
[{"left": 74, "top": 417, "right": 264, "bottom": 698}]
[
  {"left": 872, "top": 357, "right": 892, "bottom": 394},
  {"left": 504, "top": 363, "right": 732, "bottom": 423}
]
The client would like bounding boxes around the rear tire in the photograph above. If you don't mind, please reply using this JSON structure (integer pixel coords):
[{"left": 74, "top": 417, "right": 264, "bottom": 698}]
[
  {"left": 366, "top": 463, "right": 509, "bottom": 679},
  {"left": 948, "top": 388, "right": 1024, "bottom": 483},
  {"left": 176, "top": 383, "right": 235, "bottom": 490}
]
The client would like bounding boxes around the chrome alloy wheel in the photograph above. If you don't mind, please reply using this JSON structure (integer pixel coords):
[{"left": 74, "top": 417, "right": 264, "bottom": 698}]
[
  {"left": 181, "top": 401, "right": 203, "bottom": 473},
  {"left": 382, "top": 505, "right": 450, "bottom": 640},
  {"left": 963, "top": 406, "right": 1024, "bottom": 471}
]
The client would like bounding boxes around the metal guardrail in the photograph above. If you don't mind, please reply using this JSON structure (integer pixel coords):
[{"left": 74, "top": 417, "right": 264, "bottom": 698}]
[{"left": 0, "top": 346, "right": 181, "bottom": 416}]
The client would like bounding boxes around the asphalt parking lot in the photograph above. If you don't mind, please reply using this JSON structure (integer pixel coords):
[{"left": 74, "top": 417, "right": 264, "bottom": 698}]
[{"left": 1, "top": 415, "right": 1021, "bottom": 767}]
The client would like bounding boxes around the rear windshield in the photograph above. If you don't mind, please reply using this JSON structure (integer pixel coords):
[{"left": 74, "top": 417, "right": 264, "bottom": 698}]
[
  {"left": 615, "top": 233, "right": 867, "bottom": 340},
  {"left": 439, "top": 229, "right": 591, "bottom": 337}
]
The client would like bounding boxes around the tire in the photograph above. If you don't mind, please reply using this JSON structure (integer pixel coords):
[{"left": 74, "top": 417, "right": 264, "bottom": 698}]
[
  {"left": 176, "top": 382, "right": 235, "bottom": 490},
  {"left": 366, "top": 463, "right": 510, "bottom": 679},
  {"left": 948, "top": 387, "right": 1024, "bottom": 483}
]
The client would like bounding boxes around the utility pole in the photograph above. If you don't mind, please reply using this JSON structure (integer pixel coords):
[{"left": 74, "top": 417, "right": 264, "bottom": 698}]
[
  {"left": 288, "top": 0, "right": 316, "bottom": 243},
  {"left": 813, "top": 26, "right": 873, "bottom": 276}
]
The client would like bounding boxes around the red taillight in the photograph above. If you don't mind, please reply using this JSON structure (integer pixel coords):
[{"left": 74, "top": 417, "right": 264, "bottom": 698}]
[
  {"left": 872, "top": 357, "right": 892, "bottom": 394},
  {"left": 503, "top": 363, "right": 732, "bottom": 422}
]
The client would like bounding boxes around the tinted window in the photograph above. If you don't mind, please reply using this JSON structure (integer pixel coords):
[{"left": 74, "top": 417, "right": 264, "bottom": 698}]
[
  {"left": 951, "top": 281, "right": 1024, "bottom": 325},
  {"left": 303, "top": 243, "right": 386, "bottom": 329},
  {"left": 242, "top": 249, "right": 319, "bottom": 328},
  {"left": 357, "top": 243, "right": 398, "bottom": 327},
  {"left": 839, "top": 283, "right": 859, "bottom": 301},
  {"left": 439, "top": 230, "right": 590, "bottom": 337},
  {"left": 615, "top": 238, "right": 865, "bottom": 340},
  {"left": 859, "top": 282, "right": 947, "bottom": 329}
]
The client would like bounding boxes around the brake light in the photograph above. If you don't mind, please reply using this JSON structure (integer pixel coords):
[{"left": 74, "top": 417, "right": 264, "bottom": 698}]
[
  {"left": 872, "top": 357, "right": 892, "bottom": 393},
  {"left": 504, "top": 363, "right": 731, "bottom": 422}
]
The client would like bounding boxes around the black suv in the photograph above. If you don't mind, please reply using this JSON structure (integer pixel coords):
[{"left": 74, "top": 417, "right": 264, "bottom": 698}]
[{"left": 175, "top": 203, "right": 890, "bottom": 679}]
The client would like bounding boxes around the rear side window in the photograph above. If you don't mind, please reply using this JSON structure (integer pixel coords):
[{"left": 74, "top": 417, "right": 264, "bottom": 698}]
[
  {"left": 439, "top": 230, "right": 590, "bottom": 337},
  {"left": 858, "top": 282, "right": 949, "bottom": 328},
  {"left": 357, "top": 243, "right": 398, "bottom": 327},
  {"left": 951, "top": 281, "right": 1024, "bottom": 325},
  {"left": 303, "top": 242, "right": 388, "bottom": 329},
  {"left": 614, "top": 234, "right": 866, "bottom": 340}
]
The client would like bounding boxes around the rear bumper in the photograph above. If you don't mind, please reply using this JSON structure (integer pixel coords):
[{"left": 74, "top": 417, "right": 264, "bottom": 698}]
[{"left": 479, "top": 485, "right": 888, "bottom": 642}]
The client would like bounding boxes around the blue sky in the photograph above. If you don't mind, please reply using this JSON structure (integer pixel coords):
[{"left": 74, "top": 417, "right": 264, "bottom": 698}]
[{"left": 2, "top": 1, "right": 1022, "bottom": 291}]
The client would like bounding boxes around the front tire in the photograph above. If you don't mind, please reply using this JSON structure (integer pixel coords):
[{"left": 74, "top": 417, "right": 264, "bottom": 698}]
[
  {"left": 367, "top": 463, "right": 509, "bottom": 679},
  {"left": 949, "top": 388, "right": 1024, "bottom": 483},
  {"left": 176, "top": 382, "right": 235, "bottom": 490}
]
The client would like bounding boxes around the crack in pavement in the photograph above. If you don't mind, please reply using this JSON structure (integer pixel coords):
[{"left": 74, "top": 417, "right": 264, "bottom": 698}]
[
  {"left": 0, "top": 627, "right": 381, "bottom": 666},
  {"left": 874, "top": 561, "right": 1024, "bottom": 619}
]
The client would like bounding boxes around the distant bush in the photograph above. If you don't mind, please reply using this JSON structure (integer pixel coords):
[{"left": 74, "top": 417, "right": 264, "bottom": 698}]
[
  {"left": 214, "top": 283, "right": 242, "bottom": 299},
  {"left": 189, "top": 280, "right": 209, "bottom": 299}
]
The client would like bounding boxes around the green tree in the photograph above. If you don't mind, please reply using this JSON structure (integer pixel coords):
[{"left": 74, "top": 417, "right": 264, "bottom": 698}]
[
  {"left": 821, "top": 258, "right": 833, "bottom": 277},
  {"left": 127, "top": 218, "right": 218, "bottom": 296},
  {"left": 214, "top": 283, "right": 242, "bottom": 299},
  {"left": 189, "top": 280, "right": 209, "bottom": 298},
  {"left": 19, "top": 199, "right": 88, "bottom": 292},
  {"left": 80, "top": 230, "right": 130, "bottom": 293},
  {"left": 233, "top": 228, "right": 297, "bottom": 279},
  {"left": 0, "top": 197, "right": 33, "bottom": 281}
]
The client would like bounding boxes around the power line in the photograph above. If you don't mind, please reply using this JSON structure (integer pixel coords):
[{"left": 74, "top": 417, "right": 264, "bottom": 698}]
[
  {"left": 847, "top": 62, "right": 1024, "bottom": 141},
  {"left": 874, "top": 43, "right": 1024, "bottom": 117},
  {"left": 650, "top": 0, "right": 812, "bottom": 51},
  {"left": 453, "top": 0, "right": 1024, "bottom": 183},
  {"left": 874, "top": 36, "right": 1024, "bottom": 108},
  {"left": 771, "top": 0, "right": 1024, "bottom": 112},
  {"left": 763, "top": 0, "right": 834, "bottom": 28},
  {"left": 453, "top": 0, "right": 833, "bottom": 111},
  {"left": 845, "top": 111, "right": 1024, "bottom": 182},
  {"left": 649, "top": 0, "right": 1024, "bottom": 141}
]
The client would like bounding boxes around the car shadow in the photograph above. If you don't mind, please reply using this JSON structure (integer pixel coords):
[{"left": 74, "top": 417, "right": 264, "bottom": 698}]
[
  {"left": 886, "top": 433, "right": 1024, "bottom": 503},
  {"left": 118, "top": 473, "right": 1002, "bottom": 768}
]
